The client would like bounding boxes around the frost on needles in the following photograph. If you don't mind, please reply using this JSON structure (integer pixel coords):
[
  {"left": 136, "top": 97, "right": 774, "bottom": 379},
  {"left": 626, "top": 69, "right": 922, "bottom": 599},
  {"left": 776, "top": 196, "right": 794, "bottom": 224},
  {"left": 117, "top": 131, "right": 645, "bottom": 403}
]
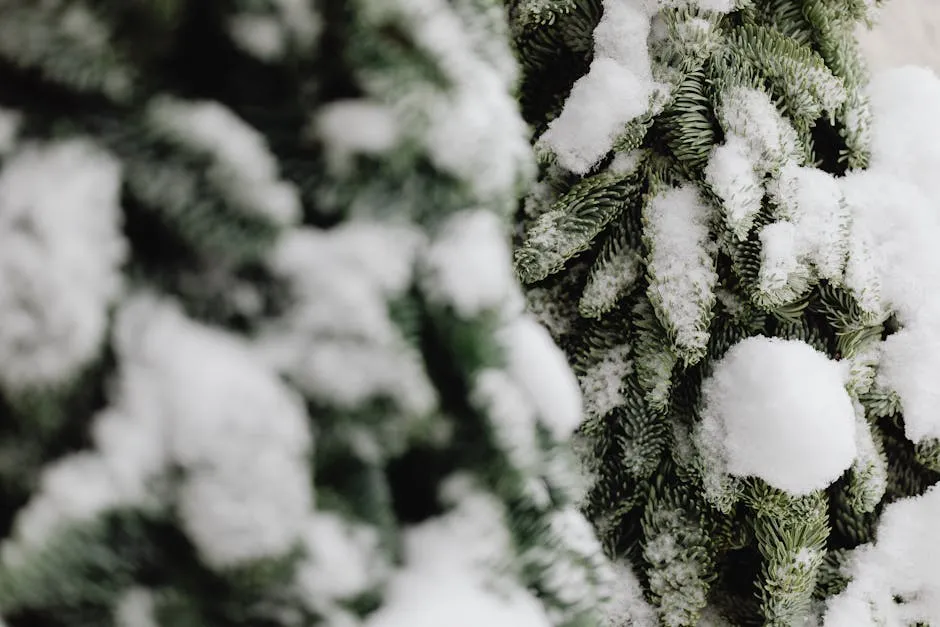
[
  {"left": 0, "top": 1, "right": 628, "bottom": 627},
  {"left": 511, "top": 0, "right": 940, "bottom": 624}
]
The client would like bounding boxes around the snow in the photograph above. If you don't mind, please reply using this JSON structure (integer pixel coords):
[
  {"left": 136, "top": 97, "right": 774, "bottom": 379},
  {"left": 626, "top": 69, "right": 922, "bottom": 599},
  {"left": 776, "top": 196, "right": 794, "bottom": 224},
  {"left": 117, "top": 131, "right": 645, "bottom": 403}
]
[
  {"left": 295, "top": 512, "right": 386, "bottom": 609},
  {"left": 471, "top": 369, "right": 541, "bottom": 477},
  {"left": 539, "top": 0, "right": 664, "bottom": 174},
  {"left": 315, "top": 100, "right": 401, "bottom": 171},
  {"left": 227, "top": 0, "right": 321, "bottom": 61},
  {"left": 258, "top": 223, "right": 436, "bottom": 416},
  {"left": 364, "top": 476, "right": 553, "bottom": 627},
  {"left": 580, "top": 245, "right": 641, "bottom": 317},
  {"left": 834, "top": 68, "right": 940, "bottom": 442},
  {"left": 115, "top": 296, "right": 314, "bottom": 570},
  {"left": 849, "top": 405, "right": 887, "bottom": 511},
  {"left": 717, "top": 86, "right": 801, "bottom": 172},
  {"left": 857, "top": 0, "right": 940, "bottom": 74},
  {"left": 579, "top": 343, "right": 633, "bottom": 421},
  {"left": 757, "top": 221, "right": 800, "bottom": 294},
  {"left": 497, "top": 316, "right": 583, "bottom": 441},
  {"left": 228, "top": 15, "right": 286, "bottom": 62},
  {"left": 876, "top": 326, "right": 940, "bottom": 442},
  {"left": 679, "top": 0, "right": 736, "bottom": 12},
  {"left": 534, "top": 507, "right": 613, "bottom": 612},
  {"left": 0, "top": 138, "right": 126, "bottom": 390},
  {"left": 704, "top": 135, "right": 763, "bottom": 239},
  {"left": 379, "top": 0, "right": 532, "bottom": 205},
  {"left": 865, "top": 66, "right": 940, "bottom": 223},
  {"left": 823, "top": 484, "right": 940, "bottom": 626},
  {"left": 609, "top": 149, "right": 644, "bottom": 175},
  {"left": 146, "top": 96, "right": 302, "bottom": 226},
  {"left": 643, "top": 184, "right": 717, "bottom": 359},
  {"left": 0, "top": 453, "right": 126, "bottom": 567},
  {"left": 422, "top": 209, "right": 521, "bottom": 318},
  {"left": 694, "top": 336, "right": 857, "bottom": 496},
  {"left": 600, "top": 561, "right": 657, "bottom": 627},
  {"left": 0, "top": 107, "right": 20, "bottom": 156},
  {"left": 114, "top": 588, "right": 158, "bottom": 627},
  {"left": 768, "top": 164, "right": 848, "bottom": 282},
  {"left": 0, "top": 296, "right": 318, "bottom": 571}
]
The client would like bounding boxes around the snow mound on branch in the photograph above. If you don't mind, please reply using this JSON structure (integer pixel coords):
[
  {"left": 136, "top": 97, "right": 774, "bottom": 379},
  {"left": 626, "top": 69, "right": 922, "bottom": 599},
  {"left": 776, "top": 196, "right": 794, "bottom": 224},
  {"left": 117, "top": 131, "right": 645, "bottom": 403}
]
[
  {"left": 0, "top": 138, "right": 126, "bottom": 390},
  {"left": 839, "top": 66, "right": 940, "bottom": 443},
  {"left": 694, "top": 336, "right": 856, "bottom": 496},
  {"left": 824, "top": 484, "right": 940, "bottom": 626},
  {"left": 539, "top": 0, "right": 665, "bottom": 173},
  {"left": 364, "top": 477, "right": 553, "bottom": 627}
]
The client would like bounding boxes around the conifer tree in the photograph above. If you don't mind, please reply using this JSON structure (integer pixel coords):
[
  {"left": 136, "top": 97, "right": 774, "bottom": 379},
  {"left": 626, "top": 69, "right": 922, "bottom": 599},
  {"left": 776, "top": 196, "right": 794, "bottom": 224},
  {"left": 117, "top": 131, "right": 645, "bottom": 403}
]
[
  {"left": 509, "top": 0, "right": 940, "bottom": 624},
  {"left": 0, "top": 2, "right": 624, "bottom": 626}
]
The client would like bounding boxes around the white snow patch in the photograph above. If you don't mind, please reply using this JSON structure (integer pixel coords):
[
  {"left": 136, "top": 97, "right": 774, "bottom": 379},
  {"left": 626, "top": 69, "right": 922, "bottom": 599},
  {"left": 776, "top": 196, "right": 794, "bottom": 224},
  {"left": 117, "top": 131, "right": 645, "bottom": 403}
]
[
  {"left": 695, "top": 336, "right": 857, "bottom": 496},
  {"left": 147, "top": 96, "right": 301, "bottom": 226},
  {"left": 114, "top": 588, "right": 158, "bottom": 627},
  {"left": 497, "top": 315, "right": 583, "bottom": 441},
  {"left": 259, "top": 223, "right": 436, "bottom": 416},
  {"left": 380, "top": 0, "right": 531, "bottom": 204},
  {"left": 539, "top": 0, "right": 664, "bottom": 173},
  {"left": 823, "top": 484, "right": 940, "bottom": 626},
  {"left": 0, "top": 138, "right": 126, "bottom": 390},
  {"left": 580, "top": 246, "right": 641, "bottom": 317},
  {"left": 471, "top": 369, "right": 541, "bottom": 477},
  {"left": 0, "top": 453, "right": 127, "bottom": 567},
  {"left": 228, "top": 0, "right": 321, "bottom": 60},
  {"left": 115, "top": 296, "right": 314, "bottom": 570},
  {"left": 832, "top": 67, "right": 940, "bottom": 443},
  {"left": 768, "top": 164, "right": 849, "bottom": 282},
  {"left": 600, "top": 560, "right": 658, "bottom": 627},
  {"left": 315, "top": 100, "right": 401, "bottom": 171},
  {"left": 644, "top": 184, "right": 717, "bottom": 358},
  {"left": 877, "top": 326, "right": 940, "bottom": 442},
  {"left": 228, "top": 15, "right": 287, "bottom": 61},
  {"left": 364, "top": 477, "right": 553, "bottom": 627},
  {"left": 295, "top": 512, "right": 386, "bottom": 609},
  {"left": 757, "top": 220, "right": 800, "bottom": 294},
  {"left": 579, "top": 343, "right": 633, "bottom": 421},
  {"left": 704, "top": 136, "right": 764, "bottom": 239},
  {"left": 717, "top": 87, "right": 801, "bottom": 172},
  {"left": 422, "top": 209, "right": 521, "bottom": 318}
]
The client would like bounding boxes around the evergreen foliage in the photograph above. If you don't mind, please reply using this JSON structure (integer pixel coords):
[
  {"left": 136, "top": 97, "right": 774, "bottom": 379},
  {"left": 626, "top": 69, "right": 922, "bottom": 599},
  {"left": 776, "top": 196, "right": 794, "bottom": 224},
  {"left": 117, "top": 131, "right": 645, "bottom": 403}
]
[
  {"left": 509, "top": 0, "right": 940, "bottom": 624},
  {"left": 0, "top": 2, "right": 620, "bottom": 626}
]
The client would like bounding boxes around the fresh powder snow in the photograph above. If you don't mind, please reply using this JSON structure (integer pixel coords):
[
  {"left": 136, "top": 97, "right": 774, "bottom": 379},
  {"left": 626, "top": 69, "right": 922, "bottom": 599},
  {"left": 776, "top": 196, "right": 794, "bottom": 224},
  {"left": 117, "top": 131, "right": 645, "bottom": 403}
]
[
  {"left": 643, "top": 184, "right": 717, "bottom": 360},
  {"left": 363, "top": 476, "right": 554, "bottom": 627},
  {"left": 824, "top": 484, "right": 940, "bottom": 626},
  {"left": 694, "top": 336, "right": 857, "bottom": 496},
  {"left": 836, "top": 67, "right": 940, "bottom": 443},
  {"left": 0, "top": 138, "right": 126, "bottom": 390},
  {"left": 600, "top": 561, "right": 657, "bottom": 627},
  {"left": 114, "top": 296, "right": 316, "bottom": 570},
  {"left": 471, "top": 369, "right": 542, "bottom": 477},
  {"left": 767, "top": 164, "right": 848, "bottom": 283},
  {"left": 0, "top": 294, "right": 316, "bottom": 572},
  {"left": 294, "top": 512, "right": 388, "bottom": 615},
  {"left": 114, "top": 588, "right": 159, "bottom": 627},
  {"left": 226, "top": 0, "right": 321, "bottom": 62},
  {"left": 257, "top": 223, "right": 437, "bottom": 417},
  {"left": 497, "top": 316, "right": 583, "bottom": 441},
  {"left": 315, "top": 99, "right": 401, "bottom": 171},
  {"left": 703, "top": 136, "right": 763, "bottom": 240},
  {"left": 423, "top": 209, "right": 522, "bottom": 318},
  {"left": 539, "top": 0, "right": 664, "bottom": 174},
  {"left": 579, "top": 343, "right": 633, "bottom": 421},
  {"left": 383, "top": 0, "right": 532, "bottom": 206}
]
